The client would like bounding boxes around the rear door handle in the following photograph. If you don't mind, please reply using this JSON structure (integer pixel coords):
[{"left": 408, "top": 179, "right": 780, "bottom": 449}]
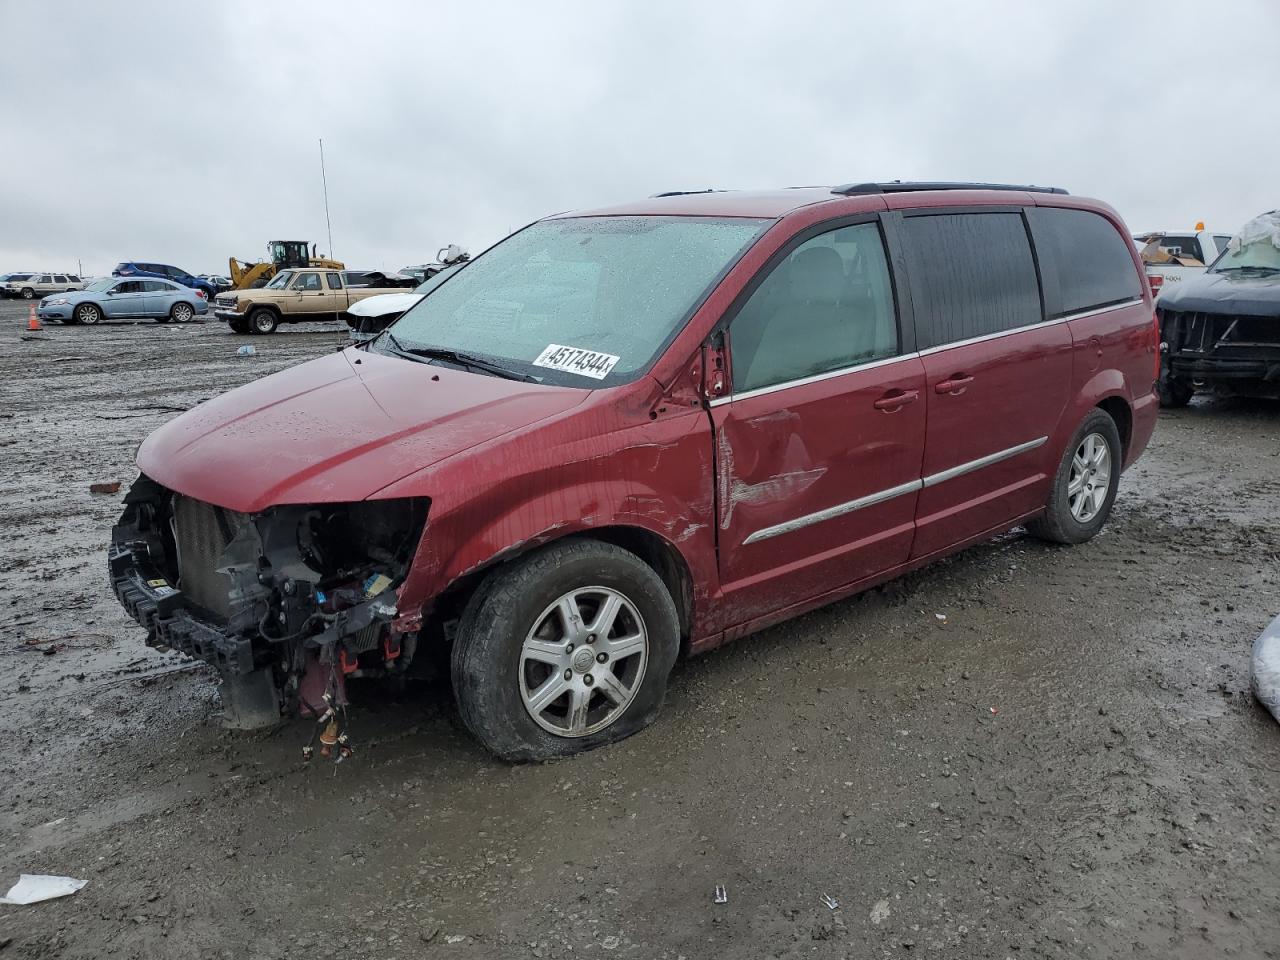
[
  {"left": 873, "top": 389, "right": 919, "bottom": 411},
  {"left": 934, "top": 375, "right": 974, "bottom": 394}
]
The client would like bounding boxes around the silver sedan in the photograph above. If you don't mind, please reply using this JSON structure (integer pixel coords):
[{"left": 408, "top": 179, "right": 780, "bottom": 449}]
[{"left": 38, "top": 277, "right": 210, "bottom": 325}]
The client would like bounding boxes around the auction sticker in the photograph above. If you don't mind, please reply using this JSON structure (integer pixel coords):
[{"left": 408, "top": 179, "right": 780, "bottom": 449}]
[{"left": 532, "top": 343, "right": 620, "bottom": 380}]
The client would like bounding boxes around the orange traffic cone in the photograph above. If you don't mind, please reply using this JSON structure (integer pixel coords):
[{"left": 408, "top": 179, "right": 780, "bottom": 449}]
[{"left": 26, "top": 305, "right": 41, "bottom": 331}]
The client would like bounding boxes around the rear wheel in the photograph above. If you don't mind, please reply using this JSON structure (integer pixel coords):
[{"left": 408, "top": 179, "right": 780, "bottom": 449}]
[
  {"left": 74, "top": 303, "right": 102, "bottom": 326},
  {"left": 1028, "top": 409, "right": 1122, "bottom": 545},
  {"left": 169, "top": 301, "right": 195, "bottom": 324},
  {"left": 451, "top": 539, "right": 681, "bottom": 761},
  {"left": 248, "top": 308, "right": 278, "bottom": 334}
]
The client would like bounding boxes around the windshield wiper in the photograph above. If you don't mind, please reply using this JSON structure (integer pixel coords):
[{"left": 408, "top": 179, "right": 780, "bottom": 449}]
[{"left": 394, "top": 342, "right": 537, "bottom": 383}]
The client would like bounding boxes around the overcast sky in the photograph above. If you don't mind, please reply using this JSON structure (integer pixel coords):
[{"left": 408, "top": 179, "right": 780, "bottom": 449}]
[{"left": 2, "top": 0, "right": 1276, "bottom": 276}]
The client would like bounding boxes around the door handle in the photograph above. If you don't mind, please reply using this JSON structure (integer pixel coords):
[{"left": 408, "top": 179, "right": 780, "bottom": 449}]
[
  {"left": 934, "top": 374, "right": 974, "bottom": 394},
  {"left": 873, "top": 389, "right": 919, "bottom": 411}
]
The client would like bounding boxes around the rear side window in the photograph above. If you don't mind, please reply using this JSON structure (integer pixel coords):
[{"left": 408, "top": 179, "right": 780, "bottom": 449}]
[
  {"left": 1027, "top": 208, "right": 1144, "bottom": 317},
  {"left": 901, "top": 213, "right": 1041, "bottom": 349},
  {"left": 326, "top": 272, "right": 343, "bottom": 289}
]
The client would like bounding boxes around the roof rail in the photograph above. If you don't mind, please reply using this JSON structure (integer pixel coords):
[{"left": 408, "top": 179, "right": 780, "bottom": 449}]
[
  {"left": 650, "top": 188, "right": 724, "bottom": 198},
  {"left": 831, "top": 181, "right": 1068, "bottom": 197}
]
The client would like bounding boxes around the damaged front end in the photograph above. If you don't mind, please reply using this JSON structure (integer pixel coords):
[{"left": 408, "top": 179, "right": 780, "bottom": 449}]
[
  {"left": 109, "top": 474, "right": 427, "bottom": 727},
  {"left": 1161, "top": 308, "right": 1280, "bottom": 399}
]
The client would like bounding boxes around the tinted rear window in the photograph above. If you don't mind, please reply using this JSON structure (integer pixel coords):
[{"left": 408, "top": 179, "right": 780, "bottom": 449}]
[
  {"left": 1027, "top": 208, "right": 1143, "bottom": 317},
  {"left": 901, "top": 212, "right": 1042, "bottom": 349}
]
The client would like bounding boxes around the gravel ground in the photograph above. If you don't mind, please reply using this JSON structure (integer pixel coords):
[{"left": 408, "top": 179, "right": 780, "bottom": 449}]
[{"left": 0, "top": 299, "right": 1277, "bottom": 959}]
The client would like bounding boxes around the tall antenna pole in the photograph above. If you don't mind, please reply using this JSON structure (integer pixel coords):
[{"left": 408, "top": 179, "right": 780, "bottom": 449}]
[{"left": 319, "top": 138, "right": 335, "bottom": 259}]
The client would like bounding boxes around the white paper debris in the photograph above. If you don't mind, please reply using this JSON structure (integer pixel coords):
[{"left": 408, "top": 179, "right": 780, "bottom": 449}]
[{"left": 0, "top": 874, "right": 88, "bottom": 905}]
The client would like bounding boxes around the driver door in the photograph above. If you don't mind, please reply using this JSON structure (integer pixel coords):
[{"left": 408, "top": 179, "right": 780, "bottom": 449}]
[
  {"left": 105, "top": 280, "right": 147, "bottom": 317},
  {"left": 290, "top": 271, "right": 328, "bottom": 314}
]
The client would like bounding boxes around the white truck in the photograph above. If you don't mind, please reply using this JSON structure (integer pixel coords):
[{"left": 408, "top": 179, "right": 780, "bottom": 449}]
[{"left": 1133, "top": 224, "right": 1232, "bottom": 298}]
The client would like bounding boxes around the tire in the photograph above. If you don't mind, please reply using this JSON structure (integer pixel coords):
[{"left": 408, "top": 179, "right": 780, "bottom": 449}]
[
  {"left": 169, "top": 301, "right": 195, "bottom": 324},
  {"left": 20, "top": 287, "right": 35, "bottom": 300},
  {"left": 1027, "top": 409, "right": 1122, "bottom": 545},
  {"left": 248, "top": 307, "right": 278, "bottom": 334},
  {"left": 74, "top": 302, "right": 102, "bottom": 326},
  {"left": 229, "top": 318, "right": 250, "bottom": 334},
  {"left": 1157, "top": 372, "right": 1193, "bottom": 408},
  {"left": 451, "top": 538, "right": 681, "bottom": 761}
]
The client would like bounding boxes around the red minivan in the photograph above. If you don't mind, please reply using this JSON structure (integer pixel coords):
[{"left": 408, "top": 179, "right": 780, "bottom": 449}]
[{"left": 111, "top": 182, "right": 1158, "bottom": 759}]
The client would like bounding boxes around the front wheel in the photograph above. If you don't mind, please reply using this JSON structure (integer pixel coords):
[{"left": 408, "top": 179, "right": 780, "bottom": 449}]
[
  {"left": 451, "top": 539, "right": 681, "bottom": 761},
  {"left": 20, "top": 287, "right": 35, "bottom": 300},
  {"left": 248, "top": 308, "right": 278, "bottom": 334},
  {"left": 74, "top": 303, "right": 102, "bottom": 325},
  {"left": 1157, "top": 372, "right": 1193, "bottom": 408},
  {"left": 1027, "top": 409, "right": 1122, "bottom": 545}
]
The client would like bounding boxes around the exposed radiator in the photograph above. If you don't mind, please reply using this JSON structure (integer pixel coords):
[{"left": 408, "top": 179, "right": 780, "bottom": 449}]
[{"left": 171, "top": 495, "right": 249, "bottom": 621}]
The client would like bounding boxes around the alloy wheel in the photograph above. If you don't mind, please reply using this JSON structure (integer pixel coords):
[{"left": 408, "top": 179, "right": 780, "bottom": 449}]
[
  {"left": 172, "top": 303, "right": 193, "bottom": 323},
  {"left": 76, "top": 304, "right": 100, "bottom": 325},
  {"left": 518, "top": 586, "right": 649, "bottom": 738},
  {"left": 1068, "top": 432, "right": 1111, "bottom": 523}
]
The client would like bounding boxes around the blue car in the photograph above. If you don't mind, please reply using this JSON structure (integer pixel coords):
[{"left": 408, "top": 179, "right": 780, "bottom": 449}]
[
  {"left": 113, "top": 261, "right": 217, "bottom": 299},
  {"left": 39, "top": 277, "right": 210, "bottom": 325}
]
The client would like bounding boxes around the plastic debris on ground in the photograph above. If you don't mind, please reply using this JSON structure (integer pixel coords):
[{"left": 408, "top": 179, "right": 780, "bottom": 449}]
[
  {"left": 0, "top": 874, "right": 88, "bottom": 905},
  {"left": 1252, "top": 614, "right": 1280, "bottom": 725},
  {"left": 236, "top": 345, "right": 256, "bottom": 356},
  {"left": 820, "top": 892, "right": 839, "bottom": 910},
  {"left": 713, "top": 884, "right": 728, "bottom": 904}
]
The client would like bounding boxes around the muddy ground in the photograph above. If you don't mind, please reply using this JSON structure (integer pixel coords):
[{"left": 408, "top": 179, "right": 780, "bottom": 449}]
[{"left": 0, "top": 298, "right": 1277, "bottom": 959}]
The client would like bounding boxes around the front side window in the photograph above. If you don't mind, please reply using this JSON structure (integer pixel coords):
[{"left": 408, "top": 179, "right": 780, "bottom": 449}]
[
  {"left": 729, "top": 222, "right": 899, "bottom": 392},
  {"left": 292, "top": 272, "right": 322, "bottom": 291},
  {"left": 902, "top": 212, "right": 1042, "bottom": 349},
  {"left": 115, "top": 281, "right": 144, "bottom": 294},
  {"left": 1027, "top": 207, "right": 1143, "bottom": 316},
  {"left": 386, "top": 216, "right": 767, "bottom": 386},
  {"left": 38, "top": 275, "right": 52, "bottom": 283}
]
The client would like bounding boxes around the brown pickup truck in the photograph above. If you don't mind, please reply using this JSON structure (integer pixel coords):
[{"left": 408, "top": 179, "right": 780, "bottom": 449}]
[{"left": 213, "top": 268, "right": 404, "bottom": 334}]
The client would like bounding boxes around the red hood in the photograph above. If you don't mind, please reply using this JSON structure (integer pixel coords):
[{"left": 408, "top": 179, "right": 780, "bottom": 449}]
[{"left": 137, "top": 349, "right": 587, "bottom": 513}]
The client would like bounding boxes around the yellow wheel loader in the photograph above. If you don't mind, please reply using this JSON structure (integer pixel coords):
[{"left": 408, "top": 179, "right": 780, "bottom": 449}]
[{"left": 228, "top": 241, "right": 345, "bottom": 290}]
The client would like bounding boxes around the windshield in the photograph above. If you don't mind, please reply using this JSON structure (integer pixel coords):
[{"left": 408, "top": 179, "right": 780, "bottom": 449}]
[
  {"left": 265, "top": 270, "right": 294, "bottom": 290},
  {"left": 382, "top": 216, "right": 767, "bottom": 386},
  {"left": 86, "top": 278, "right": 115, "bottom": 291},
  {"left": 1212, "top": 239, "right": 1280, "bottom": 273}
]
